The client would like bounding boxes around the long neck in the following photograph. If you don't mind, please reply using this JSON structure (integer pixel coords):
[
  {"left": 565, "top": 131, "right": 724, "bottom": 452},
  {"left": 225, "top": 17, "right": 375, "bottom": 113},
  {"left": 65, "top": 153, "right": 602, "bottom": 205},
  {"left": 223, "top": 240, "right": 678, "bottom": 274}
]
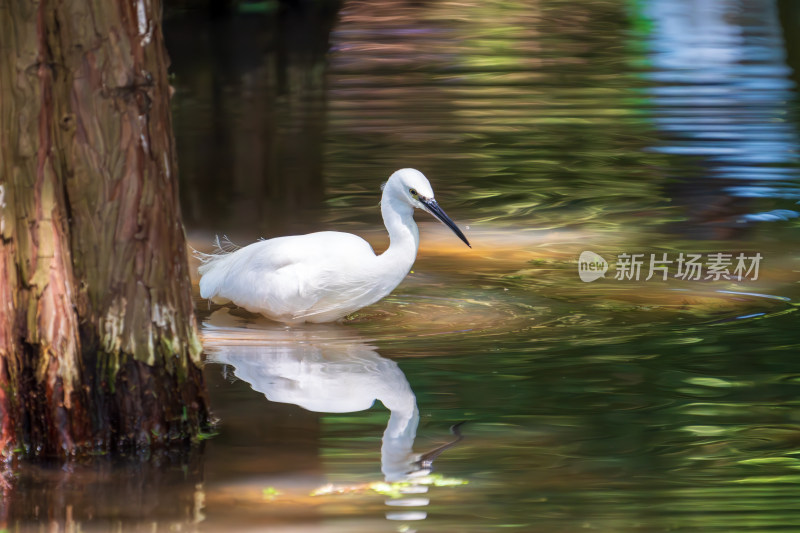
[
  {"left": 379, "top": 366, "right": 420, "bottom": 482},
  {"left": 379, "top": 194, "right": 420, "bottom": 266}
]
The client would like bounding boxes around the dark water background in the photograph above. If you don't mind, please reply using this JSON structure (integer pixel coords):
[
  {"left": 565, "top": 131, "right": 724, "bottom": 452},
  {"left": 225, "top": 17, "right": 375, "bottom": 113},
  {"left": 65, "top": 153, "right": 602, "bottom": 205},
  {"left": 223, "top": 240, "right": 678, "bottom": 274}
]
[{"left": 4, "top": 0, "right": 800, "bottom": 531}]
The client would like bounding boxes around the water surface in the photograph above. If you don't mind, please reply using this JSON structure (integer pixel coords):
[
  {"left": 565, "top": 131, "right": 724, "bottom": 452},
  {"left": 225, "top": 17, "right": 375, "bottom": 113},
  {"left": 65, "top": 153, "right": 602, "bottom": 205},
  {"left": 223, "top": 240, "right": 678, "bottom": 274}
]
[
  {"left": 183, "top": 1, "right": 800, "bottom": 530},
  {"left": 4, "top": 0, "right": 800, "bottom": 531}
]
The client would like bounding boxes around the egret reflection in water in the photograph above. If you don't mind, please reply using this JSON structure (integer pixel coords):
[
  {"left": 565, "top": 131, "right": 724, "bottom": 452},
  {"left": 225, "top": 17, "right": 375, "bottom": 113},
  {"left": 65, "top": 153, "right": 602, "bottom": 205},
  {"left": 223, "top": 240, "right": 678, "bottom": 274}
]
[{"left": 202, "top": 309, "right": 423, "bottom": 483}]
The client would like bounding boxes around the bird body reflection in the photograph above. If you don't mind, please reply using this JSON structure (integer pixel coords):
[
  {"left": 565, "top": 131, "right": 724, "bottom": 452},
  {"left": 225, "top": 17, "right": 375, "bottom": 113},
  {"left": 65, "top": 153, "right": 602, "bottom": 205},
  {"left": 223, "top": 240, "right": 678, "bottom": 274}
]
[
  {"left": 196, "top": 169, "right": 470, "bottom": 324},
  {"left": 203, "top": 310, "right": 420, "bottom": 481}
]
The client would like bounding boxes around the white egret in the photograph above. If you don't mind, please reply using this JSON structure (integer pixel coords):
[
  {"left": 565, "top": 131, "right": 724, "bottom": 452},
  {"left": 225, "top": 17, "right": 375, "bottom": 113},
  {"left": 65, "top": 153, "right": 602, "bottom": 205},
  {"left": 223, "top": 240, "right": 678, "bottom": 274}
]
[{"left": 196, "top": 168, "right": 470, "bottom": 324}]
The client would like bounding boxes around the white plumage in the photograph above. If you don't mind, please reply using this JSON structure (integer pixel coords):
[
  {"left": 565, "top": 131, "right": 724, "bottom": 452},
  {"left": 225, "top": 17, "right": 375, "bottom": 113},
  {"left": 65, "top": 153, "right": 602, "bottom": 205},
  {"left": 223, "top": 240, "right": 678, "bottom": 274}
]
[{"left": 196, "top": 168, "right": 470, "bottom": 324}]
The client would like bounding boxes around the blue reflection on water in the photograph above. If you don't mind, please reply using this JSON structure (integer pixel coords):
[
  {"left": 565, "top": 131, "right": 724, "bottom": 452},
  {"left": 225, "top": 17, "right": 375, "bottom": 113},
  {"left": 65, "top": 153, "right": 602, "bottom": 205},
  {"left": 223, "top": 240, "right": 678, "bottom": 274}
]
[
  {"left": 638, "top": 0, "right": 800, "bottom": 216},
  {"left": 735, "top": 312, "right": 766, "bottom": 320},
  {"left": 716, "top": 290, "right": 792, "bottom": 301},
  {"left": 739, "top": 208, "right": 798, "bottom": 221}
]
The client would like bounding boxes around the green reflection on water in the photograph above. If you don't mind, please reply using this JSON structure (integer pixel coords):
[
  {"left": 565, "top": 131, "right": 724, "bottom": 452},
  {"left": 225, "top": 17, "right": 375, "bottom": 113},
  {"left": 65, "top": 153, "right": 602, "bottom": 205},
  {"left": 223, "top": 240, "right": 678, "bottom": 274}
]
[{"left": 250, "top": 249, "right": 799, "bottom": 531}]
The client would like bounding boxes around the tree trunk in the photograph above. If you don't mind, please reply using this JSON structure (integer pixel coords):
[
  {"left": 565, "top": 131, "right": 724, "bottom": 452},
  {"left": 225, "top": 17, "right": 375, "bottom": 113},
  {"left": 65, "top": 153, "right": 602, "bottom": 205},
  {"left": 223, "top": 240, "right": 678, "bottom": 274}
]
[{"left": 0, "top": 0, "right": 209, "bottom": 457}]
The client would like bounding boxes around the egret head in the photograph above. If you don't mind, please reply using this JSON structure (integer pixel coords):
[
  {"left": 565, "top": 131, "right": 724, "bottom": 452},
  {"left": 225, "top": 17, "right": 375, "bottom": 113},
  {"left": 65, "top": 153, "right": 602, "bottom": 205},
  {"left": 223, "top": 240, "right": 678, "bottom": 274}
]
[{"left": 386, "top": 168, "right": 471, "bottom": 248}]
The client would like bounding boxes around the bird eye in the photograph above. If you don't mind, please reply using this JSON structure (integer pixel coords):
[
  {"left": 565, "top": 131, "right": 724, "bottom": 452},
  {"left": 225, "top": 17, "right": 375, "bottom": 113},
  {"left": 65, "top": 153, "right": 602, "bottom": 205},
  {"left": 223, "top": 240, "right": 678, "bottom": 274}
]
[{"left": 409, "top": 188, "right": 418, "bottom": 197}]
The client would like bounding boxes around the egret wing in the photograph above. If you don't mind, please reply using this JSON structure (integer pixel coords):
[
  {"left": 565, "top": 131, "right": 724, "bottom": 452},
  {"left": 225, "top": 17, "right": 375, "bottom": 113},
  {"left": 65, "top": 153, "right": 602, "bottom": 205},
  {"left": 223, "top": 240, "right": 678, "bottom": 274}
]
[{"left": 199, "top": 231, "right": 379, "bottom": 321}]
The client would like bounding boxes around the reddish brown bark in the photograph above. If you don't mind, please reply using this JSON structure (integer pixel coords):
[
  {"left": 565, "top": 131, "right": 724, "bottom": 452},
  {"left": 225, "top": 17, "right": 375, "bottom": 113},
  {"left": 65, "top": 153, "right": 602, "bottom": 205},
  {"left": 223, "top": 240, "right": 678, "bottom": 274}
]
[{"left": 0, "top": 0, "right": 209, "bottom": 457}]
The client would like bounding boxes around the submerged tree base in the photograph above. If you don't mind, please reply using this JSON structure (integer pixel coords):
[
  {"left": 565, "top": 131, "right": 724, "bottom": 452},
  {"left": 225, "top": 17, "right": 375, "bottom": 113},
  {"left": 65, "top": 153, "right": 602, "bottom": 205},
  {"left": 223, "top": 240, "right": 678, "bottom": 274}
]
[{"left": 5, "top": 344, "right": 211, "bottom": 458}]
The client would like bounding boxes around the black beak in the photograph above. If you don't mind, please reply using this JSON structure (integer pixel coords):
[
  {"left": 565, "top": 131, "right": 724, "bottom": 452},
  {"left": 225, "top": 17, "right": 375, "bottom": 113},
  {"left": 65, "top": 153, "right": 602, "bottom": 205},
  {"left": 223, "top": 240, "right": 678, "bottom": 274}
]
[{"left": 421, "top": 198, "right": 471, "bottom": 248}]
